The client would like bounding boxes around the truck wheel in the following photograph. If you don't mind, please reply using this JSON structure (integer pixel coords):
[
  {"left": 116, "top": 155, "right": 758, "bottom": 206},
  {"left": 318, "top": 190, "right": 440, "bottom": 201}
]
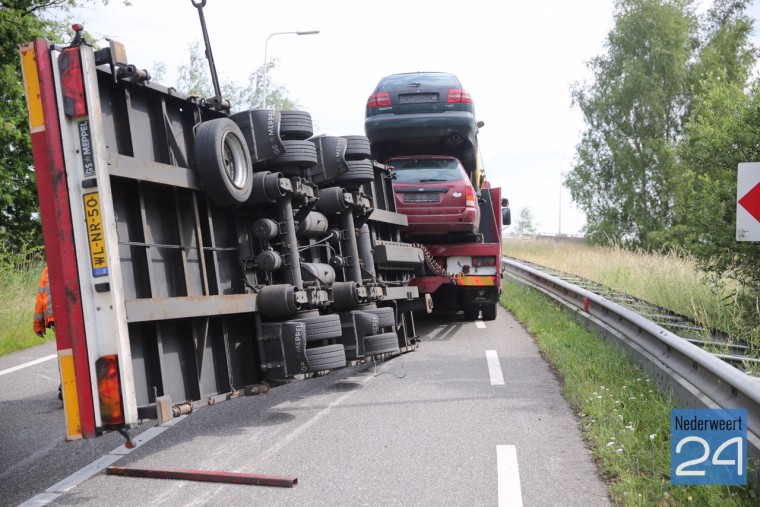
[
  {"left": 481, "top": 303, "right": 497, "bottom": 321},
  {"left": 363, "top": 332, "right": 400, "bottom": 356},
  {"left": 333, "top": 160, "right": 374, "bottom": 189},
  {"left": 463, "top": 305, "right": 480, "bottom": 320},
  {"left": 194, "top": 118, "right": 253, "bottom": 206},
  {"left": 306, "top": 344, "right": 346, "bottom": 371},
  {"left": 280, "top": 110, "right": 314, "bottom": 140},
  {"left": 342, "top": 135, "right": 371, "bottom": 160},
  {"left": 267, "top": 140, "right": 318, "bottom": 169},
  {"left": 362, "top": 307, "right": 395, "bottom": 328},
  {"left": 290, "top": 315, "right": 342, "bottom": 342}
]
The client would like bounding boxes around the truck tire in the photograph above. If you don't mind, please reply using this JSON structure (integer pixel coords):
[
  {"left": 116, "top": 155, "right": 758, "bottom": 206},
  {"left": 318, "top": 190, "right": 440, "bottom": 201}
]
[
  {"left": 363, "top": 332, "right": 400, "bottom": 356},
  {"left": 306, "top": 344, "right": 346, "bottom": 371},
  {"left": 333, "top": 160, "right": 374, "bottom": 189},
  {"left": 194, "top": 118, "right": 253, "bottom": 206},
  {"left": 280, "top": 110, "right": 314, "bottom": 140},
  {"left": 267, "top": 140, "right": 318, "bottom": 169},
  {"left": 362, "top": 307, "right": 395, "bottom": 328},
  {"left": 342, "top": 135, "right": 371, "bottom": 160},
  {"left": 290, "top": 314, "right": 342, "bottom": 342},
  {"left": 481, "top": 303, "right": 497, "bottom": 321},
  {"left": 463, "top": 305, "right": 480, "bottom": 320}
]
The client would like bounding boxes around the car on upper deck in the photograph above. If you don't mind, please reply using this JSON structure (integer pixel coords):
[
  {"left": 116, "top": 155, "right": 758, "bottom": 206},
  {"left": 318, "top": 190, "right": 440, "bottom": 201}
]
[{"left": 364, "top": 72, "right": 481, "bottom": 175}]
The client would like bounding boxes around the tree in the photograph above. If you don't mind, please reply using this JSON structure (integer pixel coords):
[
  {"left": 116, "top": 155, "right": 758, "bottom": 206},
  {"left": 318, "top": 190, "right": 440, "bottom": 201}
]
[
  {"left": 0, "top": 1, "right": 120, "bottom": 249},
  {"left": 673, "top": 79, "right": 760, "bottom": 330},
  {"left": 568, "top": 0, "right": 697, "bottom": 247},
  {"left": 174, "top": 41, "right": 298, "bottom": 112},
  {"left": 514, "top": 207, "right": 537, "bottom": 236}
]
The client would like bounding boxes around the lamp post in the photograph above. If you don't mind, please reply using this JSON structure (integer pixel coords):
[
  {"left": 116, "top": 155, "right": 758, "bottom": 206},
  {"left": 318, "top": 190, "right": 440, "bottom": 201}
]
[
  {"left": 262, "top": 30, "right": 320, "bottom": 109},
  {"left": 559, "top": 156, "right": 572, "bottom": 235}
]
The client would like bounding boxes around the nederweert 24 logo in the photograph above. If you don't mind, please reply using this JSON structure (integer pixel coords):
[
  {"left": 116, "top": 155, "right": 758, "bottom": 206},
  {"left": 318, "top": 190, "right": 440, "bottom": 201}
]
[{"left": 671, "top": 408, "right": 747, "bottom": 485}]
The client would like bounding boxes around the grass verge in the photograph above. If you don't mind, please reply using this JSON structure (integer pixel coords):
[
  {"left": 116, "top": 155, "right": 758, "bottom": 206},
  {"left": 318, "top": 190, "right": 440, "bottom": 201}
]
[
  {"left": 502, "top": 280, "right": 757, "bottom": 506},
  {"left": 0, "top": 261, "right": 51, "bottom": 356}
]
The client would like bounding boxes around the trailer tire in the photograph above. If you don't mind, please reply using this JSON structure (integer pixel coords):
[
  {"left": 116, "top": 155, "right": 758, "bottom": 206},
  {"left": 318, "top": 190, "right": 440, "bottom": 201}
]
[
  {"left": 290, "top": 315, "right": 342, "bottom": 342},
  {"left": 266, "top": 139, "right": 318, "bottom": 170},
  {"left": 342, "top": 135, "right": 371, "bottom": 160},
  {"left": 363, "top": 332, "right": 400, "bottom": 356},
  {"left": 194, "top": 118, "right": 253, "bottom": 206},
  {"left": 481, "top": 303, "right": 497, "bottom": 321},
  {"left": 333, "top": 160, "right": 374, "bottom": 189},
  {"left": 280, "top": 110, "right": 314, "bottom": 140},
  {"left": 306, "top": 344, "right": 346, "bottom": 371},
  {"left": 362, "top": 307, "right": 395, "bottom": 328}
]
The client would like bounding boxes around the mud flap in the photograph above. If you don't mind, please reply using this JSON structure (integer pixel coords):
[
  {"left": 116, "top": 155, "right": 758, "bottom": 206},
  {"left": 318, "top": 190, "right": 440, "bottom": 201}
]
[
  {"left": 308, "top": 135, "right": 349, "bottom": 185},
  {"left": 230, "top": 109, "right": 285, "bottom": 163},
  {"left": 260, "top": 321, "right": 310, "bottom": 377}
]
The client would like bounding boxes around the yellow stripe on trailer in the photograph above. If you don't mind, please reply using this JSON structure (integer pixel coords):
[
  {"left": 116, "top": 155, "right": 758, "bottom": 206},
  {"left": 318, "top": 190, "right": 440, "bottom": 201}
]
[
  {"left": 19, "top": 43, "right": 45, "bottom": 132},
  {"left": 457, "top": 276, "right": 496, "bottom": 287},
  {"left": 59, "top": 349, "right": 83, "bottom": 441}
]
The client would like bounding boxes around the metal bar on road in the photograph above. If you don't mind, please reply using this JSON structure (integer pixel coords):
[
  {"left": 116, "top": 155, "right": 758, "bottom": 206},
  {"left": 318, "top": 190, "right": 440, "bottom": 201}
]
[{"left": 105, "top": 466, "right": 298, "bottom": 488}]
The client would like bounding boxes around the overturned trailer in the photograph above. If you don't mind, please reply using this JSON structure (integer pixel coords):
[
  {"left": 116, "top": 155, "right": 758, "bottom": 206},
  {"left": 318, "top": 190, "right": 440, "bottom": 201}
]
[{"left": 19, "top": 27, "right": 427, "bottom": 442}]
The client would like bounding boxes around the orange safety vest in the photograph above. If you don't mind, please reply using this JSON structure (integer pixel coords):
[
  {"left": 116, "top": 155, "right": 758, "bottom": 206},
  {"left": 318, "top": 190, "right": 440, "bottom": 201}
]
[{"left": 33, "top": 266, "right": 55, "bottom": 334}]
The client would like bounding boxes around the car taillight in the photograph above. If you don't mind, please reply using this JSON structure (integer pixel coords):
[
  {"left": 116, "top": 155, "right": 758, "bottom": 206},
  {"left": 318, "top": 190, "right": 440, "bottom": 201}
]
[
  {"left": 59, "top": 42, "right": 87, "bottom": 118},
  {"left": 96, "top": 354, "right": 124, "bottom": 426},
  {"left": 473, "top": 256, "right": 496, "bottom": 267},
  {"left": 466, "top": 186, "right": 476, "bottom": 207},
  {"left": 447, "top": 89, "right": 473, "bottom": 104},
  {"left": 367, "top": 92, "right": 391, "bottom": 108}
]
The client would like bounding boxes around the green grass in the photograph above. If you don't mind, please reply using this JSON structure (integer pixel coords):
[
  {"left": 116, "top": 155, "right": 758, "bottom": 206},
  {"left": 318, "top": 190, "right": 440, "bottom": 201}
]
[
  {"left": 0, "top": 258, "right": 50, "bottom": 356},
  {"left": 504, "top": 238, "right": 757, "bottom": 349},
  {"left": 502, "top": 281, "right": 757, "bottom": 506}
]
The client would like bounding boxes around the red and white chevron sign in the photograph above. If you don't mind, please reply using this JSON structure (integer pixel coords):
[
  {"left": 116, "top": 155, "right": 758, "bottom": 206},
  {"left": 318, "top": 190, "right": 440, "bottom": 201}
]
[{"left": 737, "top": 162, "right": 760, "bottom": 241}]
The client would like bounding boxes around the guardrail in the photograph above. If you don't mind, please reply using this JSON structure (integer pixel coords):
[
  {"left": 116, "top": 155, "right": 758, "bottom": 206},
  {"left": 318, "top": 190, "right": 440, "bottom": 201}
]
[{"left": 502, "top": 257, "right": 760, "bottom": 484}]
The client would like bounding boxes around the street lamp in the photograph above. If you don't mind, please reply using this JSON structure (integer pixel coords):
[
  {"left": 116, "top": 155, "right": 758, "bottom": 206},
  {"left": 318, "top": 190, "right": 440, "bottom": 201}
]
[
  {"left": 262, "top": 30, "right": 320, "bottom": 109},
  {"left": 559, "top": 156, "right": 573, "bottom": 235}
]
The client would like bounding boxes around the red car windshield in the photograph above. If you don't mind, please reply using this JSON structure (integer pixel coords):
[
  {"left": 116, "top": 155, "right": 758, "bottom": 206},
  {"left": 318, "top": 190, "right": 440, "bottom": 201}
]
[{"left": 391, "top": 158, "right": 465, "bottom": 184}]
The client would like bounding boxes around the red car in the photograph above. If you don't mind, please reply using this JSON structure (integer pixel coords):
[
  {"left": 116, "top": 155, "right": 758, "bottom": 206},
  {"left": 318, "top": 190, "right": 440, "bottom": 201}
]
[{"left": 388, "top": 155, "right": 480, "bottom": 236}]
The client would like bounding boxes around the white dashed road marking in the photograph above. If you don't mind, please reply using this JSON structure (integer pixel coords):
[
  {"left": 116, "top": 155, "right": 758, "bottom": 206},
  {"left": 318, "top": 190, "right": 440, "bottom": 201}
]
[
  {"left": 475, "top": 320, "right": 486, "bottom": 329},
  {"left": 497, "top": 445, "right": 523, "bottom": 507},
  {"left": 485, "top": 350, "right": 504, "bottom": 385}
]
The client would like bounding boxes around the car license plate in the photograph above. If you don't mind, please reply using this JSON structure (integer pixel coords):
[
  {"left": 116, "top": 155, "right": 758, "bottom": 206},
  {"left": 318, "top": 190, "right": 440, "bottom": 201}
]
[
  {"left": 399, "top": 93, "right": 438, "bottom": 104},
  {"left": 404, "top": 192, "right": 439, "bottom": 203},
  {"left": 83, "top": 192, "right": 109, "bottom": 277}
]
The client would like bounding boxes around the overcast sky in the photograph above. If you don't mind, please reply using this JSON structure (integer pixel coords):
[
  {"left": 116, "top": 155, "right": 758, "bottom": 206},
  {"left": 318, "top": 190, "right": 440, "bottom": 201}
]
[{"left": 67, "top": 0, "right": 760, "bottom": 235}]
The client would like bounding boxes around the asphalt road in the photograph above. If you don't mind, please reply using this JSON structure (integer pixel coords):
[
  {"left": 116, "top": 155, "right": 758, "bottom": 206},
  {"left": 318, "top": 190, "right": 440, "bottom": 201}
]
[{"left": 1, "top": 307, "right": 610, "bottom": 506}]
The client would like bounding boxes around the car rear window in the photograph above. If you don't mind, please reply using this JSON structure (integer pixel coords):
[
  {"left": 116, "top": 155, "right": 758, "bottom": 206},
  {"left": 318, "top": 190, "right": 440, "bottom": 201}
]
[
  {"left": 377, "top": 73, "right": 459, "bottom": 91},
  {"left": 391, "top": 158, "right": 464, "bottom": 184}
]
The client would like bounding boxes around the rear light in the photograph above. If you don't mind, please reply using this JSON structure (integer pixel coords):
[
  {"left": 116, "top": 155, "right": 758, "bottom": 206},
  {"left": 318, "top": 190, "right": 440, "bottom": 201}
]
[
  {"left": 59, "top": 47, "right": 87, "bottom": 117},
  {"left": 465, "top": 186, "right": 476, "bottom": 207},
  {"left": 473, "top": 256, "right": 496, "bottom": 267},
  {"left": 367, "top": 92, "right": 391, "bottom": 108},
  {"left": 96, "top": 354, "right": 124, "bottom": 426},
  {"left": 447, "top": 89, "right": 473, "bottom": 104}
]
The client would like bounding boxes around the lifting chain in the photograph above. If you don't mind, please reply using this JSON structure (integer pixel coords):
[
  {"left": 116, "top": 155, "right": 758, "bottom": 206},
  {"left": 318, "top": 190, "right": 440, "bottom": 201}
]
[{"left": 412, "top": 243, "right": 463, "bottom": 281}]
